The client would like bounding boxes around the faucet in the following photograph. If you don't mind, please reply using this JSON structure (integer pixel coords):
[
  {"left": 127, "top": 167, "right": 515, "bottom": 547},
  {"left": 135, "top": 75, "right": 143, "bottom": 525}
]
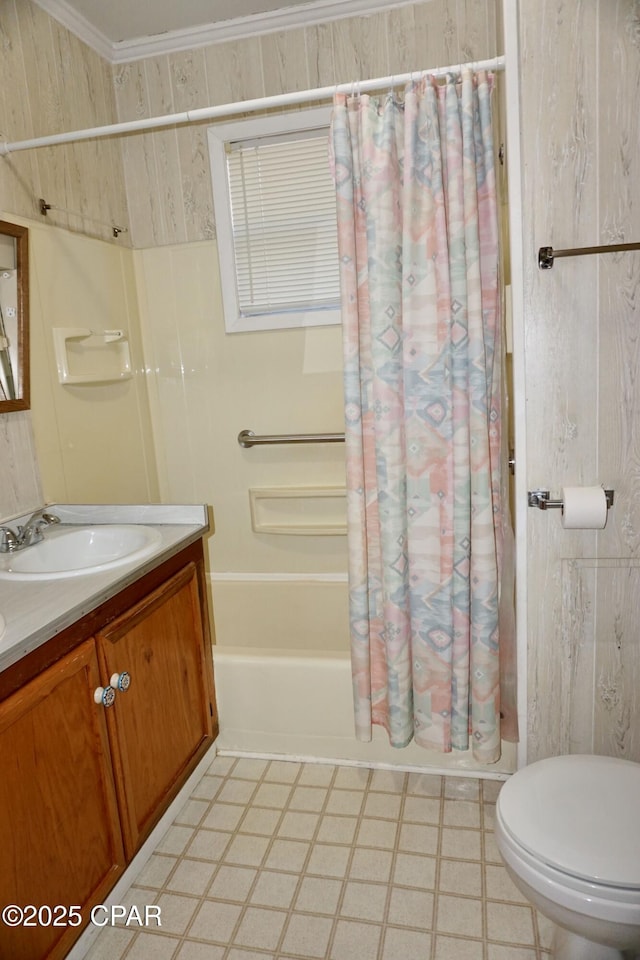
[
  {"left": 0, "top": 527, "right": 19, "bottom": 553},
  {"left": 0, "top": 510, "right": 60, "bottom": 553}
]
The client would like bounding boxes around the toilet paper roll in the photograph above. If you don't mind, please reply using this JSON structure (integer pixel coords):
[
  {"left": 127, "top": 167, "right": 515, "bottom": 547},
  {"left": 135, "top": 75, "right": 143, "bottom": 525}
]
[{"left": 561, "top": 486, "right": 608, "bottom": 529}]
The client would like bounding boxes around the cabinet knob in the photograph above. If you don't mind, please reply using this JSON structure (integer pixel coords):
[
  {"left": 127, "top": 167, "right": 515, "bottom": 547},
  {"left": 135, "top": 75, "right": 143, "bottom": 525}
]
[
  {"left": 94, "top": 685, "right": 116, "bottom": 708},
  {"left": 110, "top": 670, "right": 131, "bottom": 692}
]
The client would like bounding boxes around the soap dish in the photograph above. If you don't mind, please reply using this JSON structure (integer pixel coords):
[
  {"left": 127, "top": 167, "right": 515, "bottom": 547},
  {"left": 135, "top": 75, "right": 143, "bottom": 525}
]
[{"left": 52, "top": 327, "right": 133, "bottom": 384}]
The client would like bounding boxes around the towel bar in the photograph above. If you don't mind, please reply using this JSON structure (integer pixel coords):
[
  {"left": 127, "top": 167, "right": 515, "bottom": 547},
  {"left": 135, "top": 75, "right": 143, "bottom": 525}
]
[{"left": 538, "top": 242, "right": 640, "bottom": 269}]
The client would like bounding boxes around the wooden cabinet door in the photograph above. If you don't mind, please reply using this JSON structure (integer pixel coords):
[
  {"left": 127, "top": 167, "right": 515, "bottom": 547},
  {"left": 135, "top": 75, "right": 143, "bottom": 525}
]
[
  {"left": 0, "top": 640, "right": 125, "bottom": 960},
  {"left": 97, "top": 561, "right": 215, "bottom": 856}
]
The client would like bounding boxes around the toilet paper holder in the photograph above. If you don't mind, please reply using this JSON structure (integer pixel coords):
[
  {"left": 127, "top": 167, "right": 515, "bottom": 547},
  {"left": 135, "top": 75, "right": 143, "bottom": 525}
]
[{"left": 528, "top": 489, "right": 614, "bottom": 511}]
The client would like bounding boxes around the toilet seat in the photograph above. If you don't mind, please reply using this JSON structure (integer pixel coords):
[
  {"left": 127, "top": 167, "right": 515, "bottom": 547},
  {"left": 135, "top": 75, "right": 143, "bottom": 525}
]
[
  {"left": 497, "top": 755, "right": 640, "bottom": 889},
  {"left": 496, "top": 808, "right": 640, "bottom": 929}
]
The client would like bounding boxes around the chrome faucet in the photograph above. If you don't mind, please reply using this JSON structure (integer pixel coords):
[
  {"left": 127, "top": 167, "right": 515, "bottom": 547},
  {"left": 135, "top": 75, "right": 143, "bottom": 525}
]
[
  {"left": 0, "top": 510, "right": 60, "bottom": 553},
  {"left": 0, "top": 527, "right": 19, "bottom": 552}
]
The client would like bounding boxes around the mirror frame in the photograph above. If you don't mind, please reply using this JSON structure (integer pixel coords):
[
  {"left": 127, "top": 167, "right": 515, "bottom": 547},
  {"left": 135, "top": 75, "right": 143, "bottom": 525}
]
[{"left": 0, "top": 219, "right": 29, "bottom": 412}]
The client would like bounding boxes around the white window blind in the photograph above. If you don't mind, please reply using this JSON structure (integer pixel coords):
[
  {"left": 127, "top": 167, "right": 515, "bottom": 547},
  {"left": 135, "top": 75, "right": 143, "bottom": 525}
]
[
  {"left": 227, "top": 131, "right": 340, "bottom": 317},
  {"left": 208, "top": 108, "right": 341, "bottom": 333}
]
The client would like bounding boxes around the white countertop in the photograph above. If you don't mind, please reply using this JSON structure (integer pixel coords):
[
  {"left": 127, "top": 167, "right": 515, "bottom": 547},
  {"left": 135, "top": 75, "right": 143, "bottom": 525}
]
[{"left": 0, "top": 504, "right": 209, "bottom": 675}]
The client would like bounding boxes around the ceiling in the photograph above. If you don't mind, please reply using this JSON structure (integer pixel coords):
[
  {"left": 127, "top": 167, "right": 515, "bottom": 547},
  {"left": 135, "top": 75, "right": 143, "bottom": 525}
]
[
  {"left": 32, "top": 0, "right": 400, "bottom": 63},
  {"left": 53, "top": 0, "right": 319, "bottom": 44}
]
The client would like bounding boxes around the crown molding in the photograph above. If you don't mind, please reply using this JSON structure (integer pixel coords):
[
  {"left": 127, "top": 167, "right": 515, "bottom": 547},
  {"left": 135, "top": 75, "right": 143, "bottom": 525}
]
[{"left": 32, "top": 0, "right": 423, "bottom": 64}]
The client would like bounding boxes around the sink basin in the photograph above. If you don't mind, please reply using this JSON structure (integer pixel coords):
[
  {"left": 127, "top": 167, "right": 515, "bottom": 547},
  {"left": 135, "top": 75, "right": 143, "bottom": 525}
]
[
  {"left": 0, "top": 525, "right": 163, "bottom": 580},
  {"left": 0, "top": 613, "right": 5, "bottom": 640}
]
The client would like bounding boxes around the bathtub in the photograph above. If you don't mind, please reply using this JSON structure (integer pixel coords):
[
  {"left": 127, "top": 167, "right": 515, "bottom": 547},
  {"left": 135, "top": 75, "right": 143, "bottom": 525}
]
[{"left": 212, "top": 645, "right": 516, "bottom": 777}]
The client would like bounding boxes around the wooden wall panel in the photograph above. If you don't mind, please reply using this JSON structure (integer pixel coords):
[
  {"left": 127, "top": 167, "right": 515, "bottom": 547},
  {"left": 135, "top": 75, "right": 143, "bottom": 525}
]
[
  {"left": 0, "top": 1, "right": 502, "bottom": 249},
  {"left": 112, "top": 0, "right": 501, "bottom": 248},
  {"left": 413, "top": 2, "right": 458, "bottom": 68},
  {"left": 305, "top": 23, "right": 337, "bottom": 89},
  {"left": 330, "top": 12, "right": 389, "bottom": 83},
  {"left": 0, "top": 0, "right": 129, "bottom": 243},
  {"left": 562, "top": 560, "right": 640, "bottom": 762},
  {"left": 202, "top": 37, "right": 266, "bottom": 106},
  {"left": 171, "top": 50, "right": 215, "bottom": 243},
  {"left": 261, "top": 30, "right": 313, "bottom": 95},
  {"left": 17, "top": 3, "right": 72, "bottom": 228},
  {"left": 0, "top": 3, "right": 41, "bottom": 219},
  {"left": 593, "top": 564, "right": 640, "bottom": 760},
  {"left": 0, "top": 411, "right": 42, "bottom": 519},
  {"left": 520, "top": 0, "right": 600, "bottom": 759},
  {"left": 521, "top": 0, "right": 640, "bottom": 761},
  {"left": 113, "top": 62, "right": 161, "bottom": 250},
  {"left": 145, "top": 56, "right": 188, "bottom": 246},
  {"left": 456, "top": 0, "right": 498, "bottom": 63},
  {"left": 597, "top": 1, "right": 640, "bottom": 560}
]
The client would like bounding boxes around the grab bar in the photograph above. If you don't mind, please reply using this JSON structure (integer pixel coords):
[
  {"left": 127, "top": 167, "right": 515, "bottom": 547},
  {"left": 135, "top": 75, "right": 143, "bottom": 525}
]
[{"left": 238, "top": 429, "right": 345, "bottom": 448}]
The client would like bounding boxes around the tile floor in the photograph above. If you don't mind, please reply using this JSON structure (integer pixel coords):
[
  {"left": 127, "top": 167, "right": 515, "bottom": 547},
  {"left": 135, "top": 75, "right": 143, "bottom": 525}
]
[{"left": 84, "top": 754, "right": 554, "bottom": 960}]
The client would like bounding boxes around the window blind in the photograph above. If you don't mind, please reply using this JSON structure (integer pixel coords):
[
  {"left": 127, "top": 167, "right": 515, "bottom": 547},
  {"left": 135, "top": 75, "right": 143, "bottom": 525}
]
[{"left": 226, "top": 131, "right": 340, "bottom": 317}]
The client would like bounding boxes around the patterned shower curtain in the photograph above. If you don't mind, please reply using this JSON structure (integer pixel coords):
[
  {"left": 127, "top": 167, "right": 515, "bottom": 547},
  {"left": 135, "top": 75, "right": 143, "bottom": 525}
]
[{"left": 330, "top": 69, "right": 514, "bottom": 764}]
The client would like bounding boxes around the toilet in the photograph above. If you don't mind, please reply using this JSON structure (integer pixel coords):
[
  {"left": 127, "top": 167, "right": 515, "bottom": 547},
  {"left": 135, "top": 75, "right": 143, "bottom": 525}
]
[{"left": 495, "top": 754, "right": 640, "bottom": 960}]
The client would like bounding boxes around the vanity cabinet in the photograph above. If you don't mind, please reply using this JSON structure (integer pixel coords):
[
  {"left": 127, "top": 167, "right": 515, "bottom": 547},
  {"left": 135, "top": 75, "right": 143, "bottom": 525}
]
[
  {"left": 0, "top": 640, "right": 125, "bottom": 960},
  {"left": 97, "top": 561, "right": 214, "bottom": 857},
  {"left": 0, "top": 540, "right": 217, "bottom": 960}
]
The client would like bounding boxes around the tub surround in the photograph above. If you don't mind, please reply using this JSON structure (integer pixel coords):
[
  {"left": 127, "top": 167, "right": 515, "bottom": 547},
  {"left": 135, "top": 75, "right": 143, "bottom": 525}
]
[{"left": 0, "top": 503, "right": 209, "bottom": 674}]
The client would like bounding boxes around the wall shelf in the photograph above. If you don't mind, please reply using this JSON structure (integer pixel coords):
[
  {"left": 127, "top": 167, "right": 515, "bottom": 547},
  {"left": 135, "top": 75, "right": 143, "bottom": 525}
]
[
  {"left": 53, "top": 327, "right": 133, "bottom": 384},
  {"left": 249, "top": 486, "right": 347, "bottom": 536}
]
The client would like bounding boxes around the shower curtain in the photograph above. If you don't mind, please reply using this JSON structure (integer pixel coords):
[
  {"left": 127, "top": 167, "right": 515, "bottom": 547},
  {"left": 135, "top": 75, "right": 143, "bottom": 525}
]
[{"left": 330, "top": 69, "right": 515, "bottom": 764}]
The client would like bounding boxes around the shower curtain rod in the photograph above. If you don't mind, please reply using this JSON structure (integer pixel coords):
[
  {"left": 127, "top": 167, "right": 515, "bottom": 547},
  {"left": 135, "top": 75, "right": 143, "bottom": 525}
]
[{"left": 0, "top": 56, "right": 504, "bottom": 156}]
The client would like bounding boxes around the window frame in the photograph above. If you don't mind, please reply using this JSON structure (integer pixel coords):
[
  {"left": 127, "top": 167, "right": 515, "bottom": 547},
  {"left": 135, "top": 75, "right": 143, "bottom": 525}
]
[{"left": 208, "top": 107, "right": 341, "bottom": 334}]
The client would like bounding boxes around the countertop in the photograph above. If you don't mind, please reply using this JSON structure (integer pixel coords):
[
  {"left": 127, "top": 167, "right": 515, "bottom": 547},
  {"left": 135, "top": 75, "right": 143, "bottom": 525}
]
[{"left": 0, "top": 503, "right": 209, "bottom": 674}]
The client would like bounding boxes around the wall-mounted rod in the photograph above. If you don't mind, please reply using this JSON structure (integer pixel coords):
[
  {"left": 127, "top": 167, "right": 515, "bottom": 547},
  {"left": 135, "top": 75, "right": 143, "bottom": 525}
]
[
  {"left": 538, "top": 242, "right": 640, "bottom": 269},
  {"left": 0, "top": 57, "right": 504, "bottom": 156},
  {"left": 238, "top": 429, "right": 345, "bottom": 448},
  {"left": 39, "top": 198, "right": 127, "bottom": 238}
]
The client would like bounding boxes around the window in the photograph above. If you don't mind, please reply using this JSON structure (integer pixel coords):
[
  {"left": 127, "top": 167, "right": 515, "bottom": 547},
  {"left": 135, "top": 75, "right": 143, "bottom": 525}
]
[{"left": 208, "top": 108, "right": 341, "bottom": 333}]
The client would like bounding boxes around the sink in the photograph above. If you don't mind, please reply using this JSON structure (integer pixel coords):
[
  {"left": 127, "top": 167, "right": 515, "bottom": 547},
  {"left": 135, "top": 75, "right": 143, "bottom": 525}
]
[
  {"left": 0, "top": 613, "right": 4, "bottom": 640},
  {"left": 0, "top": 525, "right": 163, "bottom": 580}
]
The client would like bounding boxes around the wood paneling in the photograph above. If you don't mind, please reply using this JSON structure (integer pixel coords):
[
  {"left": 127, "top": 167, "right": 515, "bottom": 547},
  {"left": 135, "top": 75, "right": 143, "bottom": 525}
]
[
  {"left": 0, "top": 2, "right": 41, "bottom": 219},
  {"left": 0, "top": 0, "right": 503, "bottom": 249},
  {"left": 562, "top": 560, "right": 640, "bottom": 761},
  {"left": 171, "top": 49, "right": 216, "bottom": 242},
  {"left": 521, "top": 0, "right": 640, "bottom": 761},
  {"left": 111, "top": 1, "right": 502, "bottom": 247},
  {"left": 304, "top": 22, "right": 336, "bottom": 89},
  {"left": 0, "top": 411, "right": 42, "bottom": 519},
  {"left": 0, "top": 0, "right": 129, "bottom": 243}
]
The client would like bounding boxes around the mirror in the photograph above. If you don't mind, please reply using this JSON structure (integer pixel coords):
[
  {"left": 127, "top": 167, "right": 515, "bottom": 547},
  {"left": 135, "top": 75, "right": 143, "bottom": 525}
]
[{"left": 0, "top": 219, "right": 29, "bottom": 412}]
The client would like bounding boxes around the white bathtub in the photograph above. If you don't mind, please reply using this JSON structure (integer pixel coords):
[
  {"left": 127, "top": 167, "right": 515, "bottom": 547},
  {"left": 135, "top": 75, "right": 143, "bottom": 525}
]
[{"left": 212, "top": 645, "right": 516, "bottom": 777}]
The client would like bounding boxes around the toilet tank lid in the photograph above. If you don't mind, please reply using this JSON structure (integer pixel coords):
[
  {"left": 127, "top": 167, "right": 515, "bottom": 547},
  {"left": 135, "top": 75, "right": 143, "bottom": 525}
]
[{"left": 497, "top": 754, "right": 640, "bottom": 888}]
